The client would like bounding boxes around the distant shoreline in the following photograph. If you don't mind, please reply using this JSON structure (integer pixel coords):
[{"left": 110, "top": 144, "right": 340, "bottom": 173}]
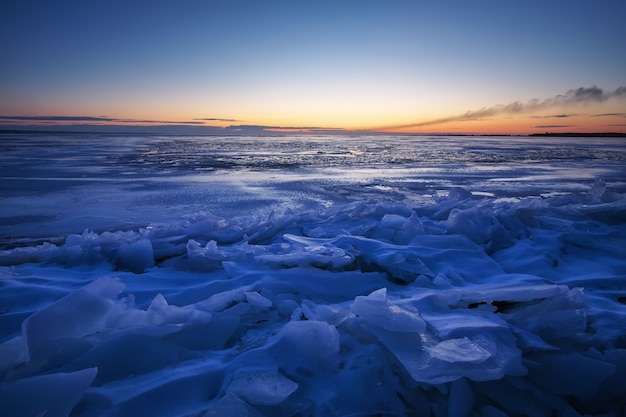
[{"left": 529, "top": 132, "right": 626, "bottom": 137}]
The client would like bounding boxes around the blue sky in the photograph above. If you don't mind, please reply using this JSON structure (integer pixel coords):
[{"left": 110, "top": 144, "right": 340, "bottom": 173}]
[{"left": 1, "top": 0, "right": 625, "bottom": 134}]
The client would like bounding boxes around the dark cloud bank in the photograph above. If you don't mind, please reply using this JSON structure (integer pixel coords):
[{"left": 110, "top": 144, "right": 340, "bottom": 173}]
[{"left": 384, "top": 86, "right": 626, "bottom": 130}]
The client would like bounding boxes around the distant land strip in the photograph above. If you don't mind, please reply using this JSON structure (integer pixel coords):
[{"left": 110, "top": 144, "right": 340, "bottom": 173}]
[{"left": 529, "top": 132, "right": 626, "bottom": 137}]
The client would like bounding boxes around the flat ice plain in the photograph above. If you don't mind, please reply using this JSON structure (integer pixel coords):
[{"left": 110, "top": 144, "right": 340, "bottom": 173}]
[{"left": 1, "top": 133, "right": 625, "bottom": 416}]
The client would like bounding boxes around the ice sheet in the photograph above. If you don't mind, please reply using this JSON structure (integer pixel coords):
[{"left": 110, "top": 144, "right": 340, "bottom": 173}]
[{"left": 1, "top": 133, "right": 625, "bottom": 416}]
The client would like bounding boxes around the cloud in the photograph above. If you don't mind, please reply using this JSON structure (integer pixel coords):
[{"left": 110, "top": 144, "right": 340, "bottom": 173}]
[
  {"left": 533, "top": 125, "right": 574, "bottom": 129},
  {"left": 224, "top": 124, "right": 347, "bottom": 134},
  {"left": 386, "top": 86, "right": 626, "bottom": 130},
  {"left": 530, "top": 114, "right": 577, "bottom": 119},
  {"left": 0, "top": 115, "right": 204, "bottom": 125},
  {"left": 591, "top": 113, "right": 626, "bottom": 117},
  {"left": 0, "top": 118, "right": 350, "bottom": 136},
  {"left": 122, "top": 119, "right": 204, "bottom": 125},
  {"left": 0, "top": 115, "right": 118, "bottom": 122},
  {"left": 194, "top": 117, "right": 240, "bottom": 123},
  {"left": 120, "top": 119, "right": 205, "bottom": 125}
]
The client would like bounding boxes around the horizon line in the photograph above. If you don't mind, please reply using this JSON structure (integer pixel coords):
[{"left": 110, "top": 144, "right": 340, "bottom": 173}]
[{"left": 2, "top": 125, "right": 626, "bottom": 138}]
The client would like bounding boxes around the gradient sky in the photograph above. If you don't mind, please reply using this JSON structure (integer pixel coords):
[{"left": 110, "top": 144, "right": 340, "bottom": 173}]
[{"left": 1, "top": 0, "right": 625, "bottom": 134}]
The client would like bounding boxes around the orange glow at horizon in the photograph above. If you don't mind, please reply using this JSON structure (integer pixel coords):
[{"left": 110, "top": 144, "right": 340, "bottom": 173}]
[{"left": 3, "top": 93, "right": 625, "bottom": 135}]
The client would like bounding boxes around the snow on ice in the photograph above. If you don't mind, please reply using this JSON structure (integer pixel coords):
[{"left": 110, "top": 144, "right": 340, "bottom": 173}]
[{"left": 1, "top": 134, "right": 626, "bottom": 416}]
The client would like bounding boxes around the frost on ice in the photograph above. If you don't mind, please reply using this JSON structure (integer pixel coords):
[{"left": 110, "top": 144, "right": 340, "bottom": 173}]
[{"left": 1, "top": 182, "right": 626, "bottom": 416}]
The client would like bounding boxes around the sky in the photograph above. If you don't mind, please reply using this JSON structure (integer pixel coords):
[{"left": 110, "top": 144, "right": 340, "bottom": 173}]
[{"left": 1, "top": 0, "right": 625, "bottom": 135}]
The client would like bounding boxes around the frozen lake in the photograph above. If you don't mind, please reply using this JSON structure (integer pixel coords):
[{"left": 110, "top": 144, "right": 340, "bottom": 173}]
[
  {"left": 2, "top": 133, "right": 625, "bottom": 240},
  {"left": 1, "top": 133, "right": 626, "bottom": 416}
]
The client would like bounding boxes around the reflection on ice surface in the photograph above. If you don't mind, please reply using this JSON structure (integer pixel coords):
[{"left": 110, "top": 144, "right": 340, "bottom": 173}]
[
  {"left": 1, "top": 133, "right": 626, "bottom": 416},
  {"left": 2, "top": 134, "right": 625, "bottom": 240}
]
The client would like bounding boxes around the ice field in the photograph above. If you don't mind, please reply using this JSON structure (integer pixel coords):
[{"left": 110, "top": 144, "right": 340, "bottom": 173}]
[{"left": 1, "top": 133, "right": 626, "bottom": 416}]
